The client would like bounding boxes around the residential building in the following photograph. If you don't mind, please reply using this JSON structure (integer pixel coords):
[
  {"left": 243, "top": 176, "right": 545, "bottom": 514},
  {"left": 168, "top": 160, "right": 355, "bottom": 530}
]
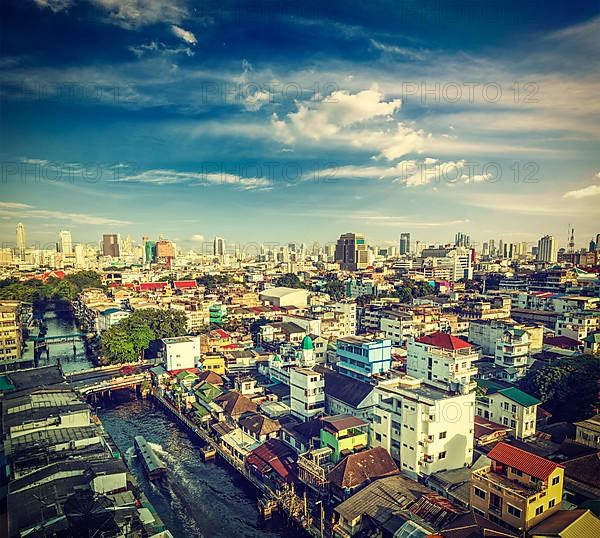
[
  {"left": 371, "top": 375, "right": 475, "bottom": 480},
  {"left": 290, "top": 367, "right": 325, "bottom": 421},
  {"left": 555, "top": 311, "right": 600, "bottom": 341},
  {"left": 0, "top": 301, "right": 22, "bottom": 365},
  {"left": 319, "top": 415, "right": 368, "bottom": 463},
  {"left": 476, "top": 382, "right": 540, "bottom": 440},
  {"left": 407, "top": 332, "right": 478, "bottom": 394},
  {"left": 161, "top": 335, "right": 201, "bottom": 371},
  {"left": 259, "top": 286, "right": 308, "bottom": 307},
  {"left": 537, "top": 235, "right": 558, "bottom": 263},
  {"left": 335, "top": 232, "right": 368, "bottom": 271},
  {"left": 494, "top": 328, "right": 531, "bottom": 382},
  {"left": 470, "top": 442, "right": 565, "bottom": 532},
  {"left": 468, "top": 318, "right": 543, "bottom": 356},
  {"left": 345, "top": 278, "right": 376, "bottom": 299},
  {"left": 528, "top": 509, "right": 600, "bottom": 538},
  {"left": 336, "top": 335, "right": 392, "bottom": 382},
  {"left": 573, "top": 414, "right": 600, "bottom": 449}
]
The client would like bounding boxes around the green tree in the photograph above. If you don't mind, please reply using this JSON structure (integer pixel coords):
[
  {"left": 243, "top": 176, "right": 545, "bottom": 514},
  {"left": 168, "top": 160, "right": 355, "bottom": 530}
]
[
  {"left": 101, "top": 323, "right": 154, "bottom": 364},
  {"left": 274, "top": 273, "right": 305, "bottom": 289},
  {"left": 324, "top": 280, "right": 345, "bottom": 301},
  {"left": 128, "top": 309, "right": 188, "bottom": 339}
]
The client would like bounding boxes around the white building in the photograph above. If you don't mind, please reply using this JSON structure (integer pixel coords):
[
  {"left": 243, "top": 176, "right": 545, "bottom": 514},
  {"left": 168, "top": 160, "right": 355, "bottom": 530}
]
[
  {"left": 468, "top": 319, "right": 543, "bottom": 356},
  {"left": 259, "top": 286, "right": 308, "bottom": 307},
  {"left": 407, "top": 332, "right": 479, "bottom": 394},
  {"left": 537, "top": 235, "right": 557, "bottom": 263},
  {"left": 494, "top": 328, "right": 530, "bottom": 382},
  {"left": 476, "top": 385, "right": 540, "bottom": 440},
  {"left": 290, "top": 367, "right": 325, "bottom": 422},
  {"left": 161, "top": 335, "right": 201, "bottom": 371},
  {"left": 328, "top": 301, "right": 357, "bottom": 335},
  {"left": 59, "top": 230, "right": 73, "bottom": 255},
  {"left": 371, "top": 376, "right": 475, "bottom": 480},
  {"left": 555, "top": 311, "right": 600, "bottom": 341}
]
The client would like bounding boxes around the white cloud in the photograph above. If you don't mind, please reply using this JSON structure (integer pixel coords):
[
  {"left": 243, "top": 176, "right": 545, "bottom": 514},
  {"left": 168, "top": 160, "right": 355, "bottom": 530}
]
[
  {"left": 33, "top": 0, "right": 73, "bottom": 13},
  {"left": 91, "top": 0, "right": 187, "bottom": 29},
  {"left": 125, "top": 168, "right": 273, "bottom": 190},
  {"left": 190, "top": 234, "right": 205, "bottom": 241},
  {"left": 563, "top": 185, "right": 600, "bottom": 199},
  {"left": 0, "top": 201, "right": 34, "bottom": 209},
  {"left": 0, "top": 204, "right": 131, "bottom": 226},
  {"left": 171, "top": 25, "right": 197, "bottom": 45}
]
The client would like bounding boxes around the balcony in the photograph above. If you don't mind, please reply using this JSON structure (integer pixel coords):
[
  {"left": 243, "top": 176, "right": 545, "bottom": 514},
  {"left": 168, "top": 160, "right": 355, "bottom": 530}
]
[{"left": 473, "top": 468, "right": 536, "bottom": 500}]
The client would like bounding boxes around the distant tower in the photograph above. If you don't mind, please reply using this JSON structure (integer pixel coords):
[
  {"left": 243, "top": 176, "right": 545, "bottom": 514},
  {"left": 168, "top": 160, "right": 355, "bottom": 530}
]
[
  {"left": 59, "top": 230, "right": 73, "bottom": 254},
  {"left": 16, "top": 223, "right": 25, "bottom": 260},
  {"left": 568, "top": 225, "right": 575, "bottom": 254}
]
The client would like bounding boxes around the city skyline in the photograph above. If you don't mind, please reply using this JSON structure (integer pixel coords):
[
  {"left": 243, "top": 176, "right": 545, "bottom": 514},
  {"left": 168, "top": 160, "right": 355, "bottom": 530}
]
[{"left": 1, "top": 1, "right": 599, "bottom": 246}]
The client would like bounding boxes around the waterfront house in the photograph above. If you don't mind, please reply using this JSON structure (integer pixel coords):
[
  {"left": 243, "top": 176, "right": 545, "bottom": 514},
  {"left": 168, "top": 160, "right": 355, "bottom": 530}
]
[{"left": 319, "top": 415, "right": 368, "bottom": 464}]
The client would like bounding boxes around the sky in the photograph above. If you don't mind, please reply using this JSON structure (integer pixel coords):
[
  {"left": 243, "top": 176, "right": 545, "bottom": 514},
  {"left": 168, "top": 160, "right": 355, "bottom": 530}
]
[{"left": 1, "top": 0, "right": 599, "bottom": 251}]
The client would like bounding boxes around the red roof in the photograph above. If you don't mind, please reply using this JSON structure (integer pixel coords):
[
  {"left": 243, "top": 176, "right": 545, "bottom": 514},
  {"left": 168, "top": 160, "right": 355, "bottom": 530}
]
[
  {"left": 543, "top": 336, "right": 582, "bottom": 348},
  {"left": 173, "top": 280, "right": 197, "bottom": 289},
  {"left": 416, "top": 331, "right": 472, "bottom": 350},
  {"left": 487, "top": 442, "right": 564, "bottom": 480},
  {"left": 138, "top": 282, "right": 168, "bottom": 291},
  {"left": 246, "top": 439, "right": 295, "bottom": 482},
  {"left": 213, "top": 329, "right": 230, "bottom": 339},
  {"left": 35, "top": 270, "right": 66, "bottom": 281}
]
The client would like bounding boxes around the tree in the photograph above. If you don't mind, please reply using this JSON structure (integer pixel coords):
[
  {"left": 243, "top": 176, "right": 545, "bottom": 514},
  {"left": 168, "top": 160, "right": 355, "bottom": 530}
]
[
  {"left": 519, "top": 355, "right": 600, "bottom": 422},
  {"left": 101, "top": 323, "right": 154, "bottom": 364},
  {"left": 275, "top": 273, "right": 305, "bottom": 289},
  {"left": 127, "top": 309, "right": 188, "bottom": 339},
  {"left": 324, "top": 280, "right": 345, "bottom": 301}
]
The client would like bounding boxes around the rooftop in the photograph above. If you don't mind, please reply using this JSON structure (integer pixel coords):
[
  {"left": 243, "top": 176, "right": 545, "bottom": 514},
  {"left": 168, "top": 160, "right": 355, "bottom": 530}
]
[
  {"left": 487, "top": 442, "right": 564, "bottom": 481},
  {"left": 416, "top": 331, "right": 473, "bottom": 351}
]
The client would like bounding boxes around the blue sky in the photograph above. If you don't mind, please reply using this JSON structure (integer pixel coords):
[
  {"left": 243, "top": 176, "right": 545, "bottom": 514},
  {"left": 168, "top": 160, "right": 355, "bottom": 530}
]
[{"left": 1, "top": 0, "right": 599, "bottom": 251}]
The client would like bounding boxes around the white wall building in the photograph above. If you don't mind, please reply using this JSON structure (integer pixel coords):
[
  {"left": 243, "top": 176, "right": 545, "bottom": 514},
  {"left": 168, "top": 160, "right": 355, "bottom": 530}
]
[
  {"left": 162, "top": 335, "right": 201, "bottom": 371},
  {"left": 371, "top": 376, "right": 475, "bottom": 480},
  {"left": 290, "top": 367, "right": 325, "bottom": 422},
  {"left": 555, "top": 311, "right": 600, "bottom": 341},
  {"left": 259, "top": 286, "right": 308, "bottom": 307},
  {"left": 494, "top": 328, "right": 530, "bottom": 382},
  {"left": 407, "top": 332, "right": 479, "bottom": 394}
]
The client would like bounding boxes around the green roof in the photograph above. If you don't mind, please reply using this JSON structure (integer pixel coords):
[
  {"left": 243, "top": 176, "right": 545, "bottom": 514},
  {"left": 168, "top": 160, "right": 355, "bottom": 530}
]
[
  {"left": 0, "top": 375, "right": 15, "bottom": 392},
  {"left": 498, "top": 387, "right": 541, "bottom": 407},
  {"left": 477, "top": 379, "right": 505, "bottom": 394},
  {"left": 583, "top": 332, "right": 600, "bottom": 343},
  {"left": 302, "top": 335, "right": 314, "bottom": 350}
]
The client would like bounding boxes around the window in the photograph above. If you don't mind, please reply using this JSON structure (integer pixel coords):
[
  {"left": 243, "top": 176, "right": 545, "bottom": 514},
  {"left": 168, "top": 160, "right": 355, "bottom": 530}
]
[
  {"left": 503, "top": 417, "right": 509, "bottom": 426},
  {"left": 503, "top": 402, "right": 509, "bottom": 410},
  {"left": 507, "top": 504, "right": 522, "bottom": 518},
  {"left": 438, "top": 451, "right": 446, "bottom": 460},
  {"left": 375, "top": 433, "right": 382, "bottom": 442},
  {"left": 552, "top": 476, "right": 560, "bottom": 486},
  {"left": 439, "top": 431, "right": 447, "bottom": 439},
  {"left": 512, "top": 468, "right": 523, "bottom": 477},
  {"left": 511, "top": 404, "right": 517, "bottom": 412},
  {"left": 535, "top": 506, "right": 544, "bottom": 516},
  {"left": 473, "top": 487, "right": 486, "bottom": 499},
  {"left": 548, "top": 499, "right": 556, "bottom": 508},
  {"left": 511, "top": 420, "right": 516, "bottom": 428}
]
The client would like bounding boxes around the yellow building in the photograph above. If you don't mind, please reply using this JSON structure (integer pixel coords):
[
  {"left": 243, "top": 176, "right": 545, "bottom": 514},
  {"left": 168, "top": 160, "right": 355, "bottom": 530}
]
[
  {"left": 471, "top": 442, "right": 564, "bottom": 533},
  {"left": 319, "top": 415, "right": 368, "bottom": 464},
  {"left": 0, "top": 301, "right": 22, "bottom": 364},
  {"left": 201, "top": 353, "right": 226, "bottom": 375}
]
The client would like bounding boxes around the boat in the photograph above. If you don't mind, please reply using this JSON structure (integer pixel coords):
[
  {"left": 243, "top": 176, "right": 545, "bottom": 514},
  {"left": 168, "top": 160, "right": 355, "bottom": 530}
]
[
  {"left": 134, "top": 436, "right": 167, "bottom": 480},
  {"left": 200, "top": 445, "right": 216, "bottom": 461}
]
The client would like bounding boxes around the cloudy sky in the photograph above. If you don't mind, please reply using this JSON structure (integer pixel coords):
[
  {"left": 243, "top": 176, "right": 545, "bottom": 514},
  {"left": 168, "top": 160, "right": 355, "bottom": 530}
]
[{"left": 1, "top": 0, "right": 599, "bottom": 250}]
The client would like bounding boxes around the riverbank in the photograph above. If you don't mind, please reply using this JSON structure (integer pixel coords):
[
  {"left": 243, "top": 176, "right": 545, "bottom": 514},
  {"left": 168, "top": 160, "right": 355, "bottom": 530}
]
[{"left": 97, "top": 392, "right": 299, "bottom": 538}]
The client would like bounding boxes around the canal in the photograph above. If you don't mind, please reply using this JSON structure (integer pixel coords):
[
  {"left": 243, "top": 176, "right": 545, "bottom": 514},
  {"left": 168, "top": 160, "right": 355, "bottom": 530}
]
[
  {"left": 98, "top": 393, "right": 295, "bottom": 538},
  {"left": 23, "top": 310, "right": 93, "bottom": 373},
  {"left": 30, "top": 309, "right": 297, "bottom": 538}
]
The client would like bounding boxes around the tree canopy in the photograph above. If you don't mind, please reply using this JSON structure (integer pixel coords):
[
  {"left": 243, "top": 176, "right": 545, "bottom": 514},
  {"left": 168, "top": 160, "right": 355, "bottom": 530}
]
[
  {"left": 100, "top": 308, "right": 188, "bottom": 365},
  {"left": 519, "top": 355, "right": 600, "bottom": 422},
  {"left": 274, "top": 273, "right": 306, "bottom": 289}
]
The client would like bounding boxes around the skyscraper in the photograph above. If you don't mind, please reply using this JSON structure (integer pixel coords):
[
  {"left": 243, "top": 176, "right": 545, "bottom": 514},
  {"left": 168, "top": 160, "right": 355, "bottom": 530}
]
[
  {"left": 335, "top": 232, "right": 368, "bottom": 271},
  {"left": 102, "top": 234, "right": 120, "bottom": 257},
  {"left": 214, "top": 236, "right": 226, "bottom": 257},
  {"left": 399, "top": 232, "right": 411, "bottom": 255},
  {"left": 455, "top": 232, "right": 470, "bottom": 248},
  {"left": 537, "top": 235, "right": 558, "bottom": 263},
  {"left": 58, "top": 230, "right": 72, "bottom": 254},
  {"left": 16, "top": 223, "right": 25, "bottom": 260}
]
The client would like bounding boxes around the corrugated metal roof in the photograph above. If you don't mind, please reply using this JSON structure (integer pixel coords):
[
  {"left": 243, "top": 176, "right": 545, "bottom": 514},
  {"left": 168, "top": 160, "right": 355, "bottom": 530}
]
[{"left": 487, "top": 442, "right": 563, "bottom": 481}]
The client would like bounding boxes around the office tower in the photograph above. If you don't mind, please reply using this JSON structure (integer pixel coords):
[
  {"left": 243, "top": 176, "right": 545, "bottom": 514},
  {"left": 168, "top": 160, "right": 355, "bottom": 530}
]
[
  {"left": 489, "top": 239, "right": 495, "bottom": 256},
  {"left": 213, "top": 237, "right": 226, "bottom": 257},
  {"left": 58, "top": 230, "right": 73, "bottom": 254},
  {"left": 537, "top": 235, "right": 558, "bottom": 263},
  {"left": 455, "top": 232, "right": 470, "bottom": 248},
  {"left": 335, "top": 232, "right": 368, "bottom": 271},
  {"left": 482, "top": 242, "right": 489, "bottom": 256},
  {"left": 596, "top": 233, "right": 600, "bottom": 252},
  {"left": 399, "top": 232, "right": 411, "bottom": 255},
  {"left": 102, "top": 234, "right": 120, "bottom": 257},
  {"left": 16, "top": 223, "right": 25, "bottom": 260},
  {"left": 155, "top": 240, "right": 175, "bottom": 260},
  {"left": 498, "top": 240, "right": 504, "bottom": 258}
]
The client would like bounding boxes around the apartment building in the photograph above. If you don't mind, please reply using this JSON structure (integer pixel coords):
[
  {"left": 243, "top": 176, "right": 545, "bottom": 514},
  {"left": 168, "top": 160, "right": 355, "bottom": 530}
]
[
  {"left": 468, "top": 318, "right": 543, "bottom": 356},
  {"left": 161, "top": 335, "right": 201, "bottom": 371},
  {"left": 336, "top": 336, "right": 392, "bottom": 382},
  {"left": 290, "top": 367, "right": 325, "bottom": 422},
  {"left": 471, "top": 442, "right": 564, "bottom": 532},
  {"left": 494, "top": 328, "right": 531, "bottom": 382},
  {"left": 371, "top": 375, "right": 475, "bottom": 480},
  {"left": 407, "top": 332, "right": 479, "bottom": 394},
  {"left": 380, "top": 307, "right": 442, "bottom": 347},
  {"left": 555, "top": 311, "right": 600, "bottom": 341},
  {"left": 476, "top": 382, "right": 540, "bottom": 440},
  {"left": 0, "top": 301, "right": 22, "bottom": 365},
  {"left": 574, "top": 414, "right": 600, "bottom": 449}
]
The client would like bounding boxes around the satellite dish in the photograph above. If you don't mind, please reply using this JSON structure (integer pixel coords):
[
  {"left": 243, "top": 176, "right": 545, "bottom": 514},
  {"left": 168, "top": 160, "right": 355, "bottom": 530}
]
[{"left": 63, "top": 490, "right": 115, "bottom": 532}]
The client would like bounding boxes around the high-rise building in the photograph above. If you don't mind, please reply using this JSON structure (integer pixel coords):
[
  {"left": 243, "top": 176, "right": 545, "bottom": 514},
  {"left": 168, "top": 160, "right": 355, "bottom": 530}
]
[
  {"left": 335, "top": 232, "right": 368, "bottom": 271},
  {"left": 16, "top": 223, "right": 25, "bottom": 260},
  {"left": 102, "top": 234, "right": 120, "bottom": 258},
  {"left": 213, "top": 236, "right": 226, "bottom": 257},
  {"left": 537, "top": 235, "right": 557, "bottom": 263},
  {"left": 455, "top": 232, "right": 470, "bottom": 247},
  {"left": 0, "top": 301, "right": 23, "bottom": 364},
  {"left": 58, "top": 230, "right": 73, "bottom": 254},
  {"left": 399, "top": 232, "right": 411, "bottom": 255}
]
